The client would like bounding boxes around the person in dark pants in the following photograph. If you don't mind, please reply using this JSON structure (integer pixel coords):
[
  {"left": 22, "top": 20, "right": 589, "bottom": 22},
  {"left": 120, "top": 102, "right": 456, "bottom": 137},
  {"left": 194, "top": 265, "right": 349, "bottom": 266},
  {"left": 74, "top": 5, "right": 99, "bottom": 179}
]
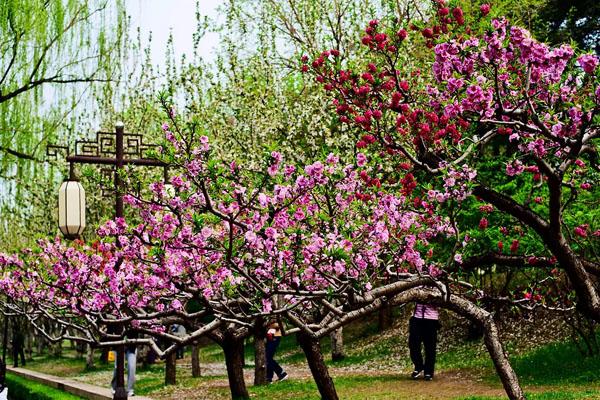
[
  {"left": 408, "top": 303, "right": 440, "bottom": 381},
  {"left": 11, "top": 328, "right": 25, "bottom": 367},
  {"left": 266, "top": 320, "right": 288, "bottom": 383}
]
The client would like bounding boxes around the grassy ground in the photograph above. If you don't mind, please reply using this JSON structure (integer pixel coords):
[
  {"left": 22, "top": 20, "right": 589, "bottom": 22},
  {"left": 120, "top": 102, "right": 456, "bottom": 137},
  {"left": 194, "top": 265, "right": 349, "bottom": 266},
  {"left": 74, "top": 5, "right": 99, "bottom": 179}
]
[
  {"left": 5, "top": 372, "right": 84, "bottom": 400},
  {"left": 7, "top": 315, "right": 600, "bottom": 399}
]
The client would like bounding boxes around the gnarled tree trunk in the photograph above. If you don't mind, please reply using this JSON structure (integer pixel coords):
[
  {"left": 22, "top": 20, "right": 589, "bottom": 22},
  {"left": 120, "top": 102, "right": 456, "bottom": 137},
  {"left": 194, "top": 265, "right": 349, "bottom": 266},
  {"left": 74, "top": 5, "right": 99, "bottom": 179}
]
[
  {"left": 330, "top": 327, "right": 345, "bottom": 362},
  {"left": 378, "top": 302, "right": 393, "bottom": 331},
  {"left": 191, "top": 343, "right": 201, "bottom": 378},
  {"left": 253, "top": 318, "right": 267, "bottom": 385},
  {"left": 298, "top": 332, "right": 338, "bottom": 400},
  {"left": 85, "top": 345, "right": 95, "bottom": 369},
  {"left": 222, "top": 331, "right": 249, "bottom": 400},
  {"left": 480, "top": 315, "right": 524, "bottom": 400},
  {"left": 165, "top": 351, "right": 177, "bottom": 385}
]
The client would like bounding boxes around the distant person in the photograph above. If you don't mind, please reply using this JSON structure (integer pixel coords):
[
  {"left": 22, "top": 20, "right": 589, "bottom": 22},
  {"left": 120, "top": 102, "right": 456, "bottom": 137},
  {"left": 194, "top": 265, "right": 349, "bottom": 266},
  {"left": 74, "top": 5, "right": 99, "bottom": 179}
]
[
  {"left": 409, "top": 303, "right": 440, "bottom": 381},
  {"left": 171, "top": 324, "right": 186, "bottom": 359},
  {"left": 111, "top": 332, "right": 138, "bottom": 397},
  {"left": 11, "top": 328, "right": 25, "bottom": 367},
  {"left": 266, "top": 320, "right": 288, "bottom": 383}
]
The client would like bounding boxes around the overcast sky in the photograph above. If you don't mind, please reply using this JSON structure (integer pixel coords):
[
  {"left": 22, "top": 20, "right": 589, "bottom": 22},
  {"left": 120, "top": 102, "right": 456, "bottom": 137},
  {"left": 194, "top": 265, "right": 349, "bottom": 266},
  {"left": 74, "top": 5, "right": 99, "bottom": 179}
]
[{"left": 127, "top": 0, "right": 222, "bottom": 65}]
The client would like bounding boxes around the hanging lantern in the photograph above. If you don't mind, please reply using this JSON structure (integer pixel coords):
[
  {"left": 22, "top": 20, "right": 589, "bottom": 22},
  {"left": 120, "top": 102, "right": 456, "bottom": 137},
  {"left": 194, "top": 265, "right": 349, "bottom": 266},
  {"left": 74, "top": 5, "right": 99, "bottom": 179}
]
[{"left": 58, "top": 170, "right": 86, "bottom": 239}]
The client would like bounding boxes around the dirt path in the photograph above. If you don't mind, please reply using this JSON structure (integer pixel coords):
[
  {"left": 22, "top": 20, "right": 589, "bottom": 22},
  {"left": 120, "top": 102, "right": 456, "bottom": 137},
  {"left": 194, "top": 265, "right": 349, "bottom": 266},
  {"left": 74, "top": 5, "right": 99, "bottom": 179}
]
[{"left": 151, "top": 361, "right": 508, "bottom": 400}]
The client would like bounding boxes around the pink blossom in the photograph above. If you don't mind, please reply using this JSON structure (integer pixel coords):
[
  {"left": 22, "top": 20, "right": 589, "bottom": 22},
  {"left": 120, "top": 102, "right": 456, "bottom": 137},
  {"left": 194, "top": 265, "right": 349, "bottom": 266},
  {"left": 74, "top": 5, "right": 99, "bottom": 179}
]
[
  {"left": 574, "top": 224, "right": 588, "bottom": 238},
  {"left": 356, "top": 153, "right": 367, "bottom": 167},
  {"left": 577, "top": 54, "right": 599, "bottom": 74}
]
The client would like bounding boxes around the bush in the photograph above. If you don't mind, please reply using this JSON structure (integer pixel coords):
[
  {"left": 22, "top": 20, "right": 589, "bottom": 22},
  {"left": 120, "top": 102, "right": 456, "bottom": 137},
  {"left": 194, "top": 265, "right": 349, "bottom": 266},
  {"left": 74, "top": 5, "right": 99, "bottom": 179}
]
[{"left": 5, "top": 373, "right": 82, "bottom": 400}]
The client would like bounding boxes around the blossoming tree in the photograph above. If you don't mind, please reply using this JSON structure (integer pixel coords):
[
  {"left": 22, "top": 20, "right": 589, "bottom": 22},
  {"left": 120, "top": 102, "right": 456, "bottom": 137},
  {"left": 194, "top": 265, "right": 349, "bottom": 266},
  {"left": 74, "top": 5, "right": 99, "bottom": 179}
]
[
  {"left": 1, "top": 104, "right": 526, "bottom": 399},
  {"left": 306, "top": 2, "right": 599, "bottom": 319},
  {"left": 2, "top": 4, "right": 598, "bottom": 400}
]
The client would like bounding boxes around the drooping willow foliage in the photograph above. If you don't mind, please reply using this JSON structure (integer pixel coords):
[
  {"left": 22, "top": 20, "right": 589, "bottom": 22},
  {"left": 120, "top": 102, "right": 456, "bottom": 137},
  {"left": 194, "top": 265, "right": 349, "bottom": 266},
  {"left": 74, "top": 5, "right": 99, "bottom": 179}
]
[{"left": 0, "top": 0, "right": 127, "bottom": 251}]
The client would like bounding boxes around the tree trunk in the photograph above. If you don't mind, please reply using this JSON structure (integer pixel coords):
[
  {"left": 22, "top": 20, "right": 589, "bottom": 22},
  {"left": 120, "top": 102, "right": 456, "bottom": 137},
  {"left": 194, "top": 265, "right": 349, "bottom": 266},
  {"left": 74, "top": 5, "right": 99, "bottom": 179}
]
[
  {"left": 100, "top": 347, "right": 109, "bottom": 364},
  {"left": 51, "top": 339, "right": 62, "bottom": 357},
  {"left": 223, "top": 332, "right": 249, "bottom": 400},
  {"left": 25, "top": 331, "right": 33, "bottom": 361},
  {"left": 36, "top": 333, "right": 44, "bottom": 356},
  {"left": 165, "top": 351, "right": 177, "bottom": 385},
  {"left": 75, "top": 341, "right": 85, "bottom": 359},
  {"left": 481, "top": 315, "right": 525, "bottom": 400},
  {"left": 253, "top": 318, "right": 267, "bottom": 386},
  {"left": 191, "top": 343, "right": 201, "bottom": 378},
  {"left": 297, "top": 332, "right": 339, "bottom": 400},
  {"left": 86, "top": 345, "right": 95, "bottom": 370},
  {"left": 378, "top": 302, "right": 393, "bottom": 331},
  {"left": 330, "top": 327, "right": 345, "bottom": 362}
]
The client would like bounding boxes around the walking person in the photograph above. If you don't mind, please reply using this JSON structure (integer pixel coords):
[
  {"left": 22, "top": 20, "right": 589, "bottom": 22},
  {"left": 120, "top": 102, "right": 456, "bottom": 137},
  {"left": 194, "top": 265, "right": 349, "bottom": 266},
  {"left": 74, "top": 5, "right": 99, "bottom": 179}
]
[
  {"left": 266, "top": 320, "right": 288, "bottom": 383},
  {"left": 171, "top": 324, "right": 186, "bottom": 359},
  {"left": 111, "top": 332, "right": 138, "bottom": 397},
  {"left": 408, "top": 302, "right": 440, "bottom": 381}
]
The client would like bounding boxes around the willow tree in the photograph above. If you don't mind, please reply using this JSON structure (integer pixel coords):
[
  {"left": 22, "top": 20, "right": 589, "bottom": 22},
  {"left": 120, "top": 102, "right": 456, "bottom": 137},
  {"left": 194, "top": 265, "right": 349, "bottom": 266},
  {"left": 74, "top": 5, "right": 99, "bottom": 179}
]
[
  {"left": 0, "top": 0, "right": 127, "bottom": 251},
  {"left": 155, "top": 0, "right": 435, "bottom": 167}
]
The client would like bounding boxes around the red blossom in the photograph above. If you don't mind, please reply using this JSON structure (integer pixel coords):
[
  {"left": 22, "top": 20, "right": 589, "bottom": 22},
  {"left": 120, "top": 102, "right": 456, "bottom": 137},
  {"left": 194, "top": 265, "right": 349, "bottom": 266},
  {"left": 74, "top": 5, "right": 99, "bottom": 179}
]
[
  {"left": 400, "top": 173, "right": 417, "bottom": 195},
  {"left": 527, "top": 256, "right": 538, "bottom": 265},
  {"left": 452, "top": 7, "right": 464, "bottom": 19},
  {"left": 362, "top": 72, "right": 375, "bottom": 83},
  {"left": 480, "top": 3, "right": 491, "bottom": 16},
  {"left": 422, "top": 28, "right": 434, "bottom": 39},
  {"left": 479, "top": 217, "right": 489, "bottom": 229},
  {"left": 510, "top": 239, "right": 519, "bottom": 253},
  {"left": 374, "top": 33, "right": 387, "bottom": 43},
  {"left": 574, "top": 224, "right": 589, "bottom": 238}
]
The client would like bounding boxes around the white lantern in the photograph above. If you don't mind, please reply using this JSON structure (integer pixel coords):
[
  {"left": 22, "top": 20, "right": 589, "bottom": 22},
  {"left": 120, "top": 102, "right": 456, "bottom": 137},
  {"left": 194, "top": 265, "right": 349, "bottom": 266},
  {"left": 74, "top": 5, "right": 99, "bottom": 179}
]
[{"left": 58, "top": 180, "right": 86, "bottom": 239}]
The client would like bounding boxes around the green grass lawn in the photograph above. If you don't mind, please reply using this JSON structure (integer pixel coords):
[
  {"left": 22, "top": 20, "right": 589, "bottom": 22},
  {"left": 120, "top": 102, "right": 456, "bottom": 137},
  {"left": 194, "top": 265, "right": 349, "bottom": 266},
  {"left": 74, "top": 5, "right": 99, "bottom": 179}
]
[
  {"left": 5, "top": 372, "right": 84, "bottom": 400},
  {"left": 7, "top": 327, "right": 600, "bottom": 400}
]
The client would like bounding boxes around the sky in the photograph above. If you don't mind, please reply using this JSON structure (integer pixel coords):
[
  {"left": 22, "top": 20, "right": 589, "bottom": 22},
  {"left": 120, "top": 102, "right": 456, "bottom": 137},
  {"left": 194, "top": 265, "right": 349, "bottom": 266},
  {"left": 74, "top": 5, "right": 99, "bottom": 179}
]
[{"left": 127, "top": 0, "right": 223, "bottom": 66}]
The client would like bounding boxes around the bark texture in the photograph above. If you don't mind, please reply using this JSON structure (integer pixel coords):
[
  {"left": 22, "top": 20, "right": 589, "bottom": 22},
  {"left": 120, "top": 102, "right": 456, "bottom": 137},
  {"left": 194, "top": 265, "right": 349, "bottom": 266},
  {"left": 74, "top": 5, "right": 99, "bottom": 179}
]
[
  {"left": 223, "top": 332, "right": 249, "bottom": 400},
  {"left": 165, "top": 351, "right": 177, "bottom": 385},
  {"left": 253, "top": 318, "right": 267, "bottom": 385},
  {"left": 85, "top": 345, "right": 95, "bottom": 369},
  {"left": 298, "top": 332, "right": 339, "bottom": 400},
  {"left": 378, "top": 303, "right": 393, "bottom": 331},
  {"left": 191, "top": 343, "right": 201, "bottom": 378},
  {"left": 330, "top": 327, "right": 345, "bottom": 361}
]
